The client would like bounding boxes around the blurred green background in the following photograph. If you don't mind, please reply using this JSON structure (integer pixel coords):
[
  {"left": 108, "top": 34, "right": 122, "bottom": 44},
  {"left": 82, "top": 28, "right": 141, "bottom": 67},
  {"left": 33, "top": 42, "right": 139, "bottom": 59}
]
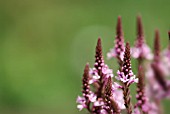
[{"left": 0, "top": 0, "right": 170, "bottom": 114}]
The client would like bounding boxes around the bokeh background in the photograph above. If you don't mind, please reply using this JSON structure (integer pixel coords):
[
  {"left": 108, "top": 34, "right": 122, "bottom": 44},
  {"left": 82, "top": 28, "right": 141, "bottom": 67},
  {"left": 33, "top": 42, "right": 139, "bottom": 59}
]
[{"left": 0, "top": 0, "right": 170, "bottom": 114}]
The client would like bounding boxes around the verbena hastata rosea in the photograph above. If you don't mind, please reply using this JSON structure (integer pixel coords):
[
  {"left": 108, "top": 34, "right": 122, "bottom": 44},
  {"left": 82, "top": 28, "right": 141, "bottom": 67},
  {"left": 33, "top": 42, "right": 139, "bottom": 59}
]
[{"left": 76, "top": 16, "right": 170, "bottom": 114}]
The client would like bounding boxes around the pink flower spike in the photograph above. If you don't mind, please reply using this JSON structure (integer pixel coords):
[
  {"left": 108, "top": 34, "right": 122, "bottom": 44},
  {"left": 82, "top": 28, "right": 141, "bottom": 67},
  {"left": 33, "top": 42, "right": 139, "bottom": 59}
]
[
  {"left": 107, "top": 16, "right": 125, "bottom": 60},
  {"left": 131, "top": 16, "right": 153, "bottom": 60},
  {"left": 95, "top": 38, "right": 105, "bottom": 77},
  {"left": 153, "top": 29, "right": 161, "bottom": 62}
]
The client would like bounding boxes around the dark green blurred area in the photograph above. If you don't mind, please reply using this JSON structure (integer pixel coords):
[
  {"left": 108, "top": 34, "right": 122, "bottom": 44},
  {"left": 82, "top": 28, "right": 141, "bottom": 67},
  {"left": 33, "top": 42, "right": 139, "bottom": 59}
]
[{"left": 0, "top": 0, "right": 170, "bottom": 114}]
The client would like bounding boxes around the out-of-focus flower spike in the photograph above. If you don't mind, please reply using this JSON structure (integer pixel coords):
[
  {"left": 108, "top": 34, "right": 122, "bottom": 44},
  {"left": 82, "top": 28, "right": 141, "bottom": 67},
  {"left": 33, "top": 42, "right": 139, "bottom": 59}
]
[
  {"left": 161, "top": 31, "right": 170, "bottom": 76},
  {"left": 131, "top": 16, "right": 153, "bottom": 60},
  {"left": 137, "top": 66, "right": 145, "bottom": 93},
  {"left": 116, "top": 16, "right": 123, "bottom": 39},
  {"left": 135, "top": 65, "right": 149, "bottom": 113},
  {"left": 152, "top": 30, "right": 169, "bottom": 91},
  {"left": 95, "top": 38, "right": 104, "bottom": 77},
  {"left": 137, "top": 15, "right": 143, "bottom": 36},
  {"left": 152, "top": 63, "right": 168, "bottom": 91},
  {"left": 137, "top": 15, "right": 144, "bottom": 46},
  {"left": 107, "top": 16, "right": 125, "bottom": 62},
  {"left": 104, "top": 77, "right": 120, "bottom": 114},
  {"left": 154, "top": 30, "right": 161, "bottom": 62}
]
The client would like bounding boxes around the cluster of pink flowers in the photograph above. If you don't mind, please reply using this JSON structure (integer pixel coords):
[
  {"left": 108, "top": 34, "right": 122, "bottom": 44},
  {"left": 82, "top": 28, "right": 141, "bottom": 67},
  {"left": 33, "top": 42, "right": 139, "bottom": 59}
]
[{"left": 76, "top": 16, "right": 170, "bottom": 114}]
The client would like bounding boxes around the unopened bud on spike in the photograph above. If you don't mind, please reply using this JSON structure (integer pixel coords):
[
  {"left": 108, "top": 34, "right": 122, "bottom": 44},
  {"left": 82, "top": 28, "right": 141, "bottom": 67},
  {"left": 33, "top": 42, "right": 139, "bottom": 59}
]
[
  {"left": 137, "top": 15, "right": 144, "bottom": 38},
  {"left": 117, "top": 16, "right": 123, "bottom": 37},
  {"left": 95, "top": 38, "right": 104, "bottom": 77}
]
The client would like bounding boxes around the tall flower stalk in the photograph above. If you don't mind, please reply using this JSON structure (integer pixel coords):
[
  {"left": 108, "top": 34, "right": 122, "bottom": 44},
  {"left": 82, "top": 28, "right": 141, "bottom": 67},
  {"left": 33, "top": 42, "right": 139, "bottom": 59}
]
[
  {"left": 94, "top": 38, "right": 105, "bottom": 98},
  {"left": 135, "top": 66, "right": 149, "bottom": 114},
  {"left": 131, "top": 16, "right": 151, "bottom": 114},
  {"left": 92, "top": 38, "right": 108, "bottom": 113},
  {"left": 152, "top": 30, "right": 168, "bottom": 90},
  {"left": 117, "top": 42, "right": 138, "bottom": 114}
]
